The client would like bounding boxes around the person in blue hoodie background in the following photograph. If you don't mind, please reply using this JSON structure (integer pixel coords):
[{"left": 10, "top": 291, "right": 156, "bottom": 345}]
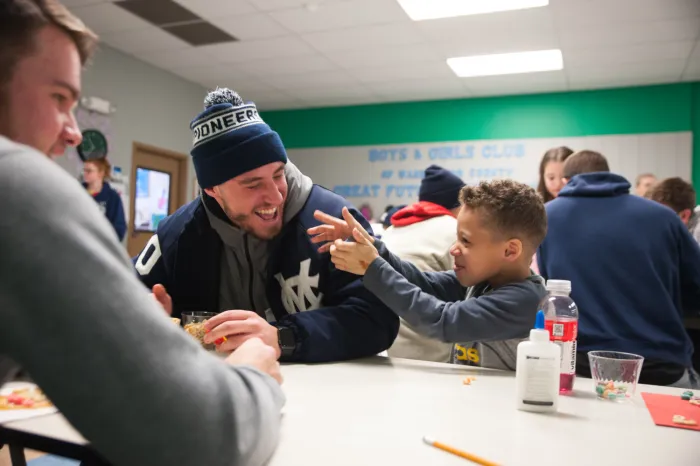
[
  {"left": 82, "top": 157, "right": 126, "bottom": 241},
  {"left": 133, "top": 87, "right": 399, "bottom": 363},
  {"left": 537, "top": 150, "right": 700, "bottom": 388}
]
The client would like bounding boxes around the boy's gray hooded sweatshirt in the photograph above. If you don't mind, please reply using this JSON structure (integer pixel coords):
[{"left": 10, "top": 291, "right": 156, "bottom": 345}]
[
  {"left": 364, "top": 240, "right": 547, "bottom": 370},
  {"left": 0, "top": 136, "right": 284, "bottom": 466}
]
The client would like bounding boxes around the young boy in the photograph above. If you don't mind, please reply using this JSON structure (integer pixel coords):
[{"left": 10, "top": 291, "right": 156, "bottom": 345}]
[{"left": 310, "top": 179, "right": 548, "bottom": 370}]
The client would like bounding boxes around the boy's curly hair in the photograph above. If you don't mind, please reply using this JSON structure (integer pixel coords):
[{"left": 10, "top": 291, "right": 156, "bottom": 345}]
[{"left": 459, "top": 179, "right": 547, "bottom": 251}]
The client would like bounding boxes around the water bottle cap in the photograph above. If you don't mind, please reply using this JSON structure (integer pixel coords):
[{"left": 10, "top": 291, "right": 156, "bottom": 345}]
[{"left": 546, "top": 279, "right": 571, "bottom": 293}]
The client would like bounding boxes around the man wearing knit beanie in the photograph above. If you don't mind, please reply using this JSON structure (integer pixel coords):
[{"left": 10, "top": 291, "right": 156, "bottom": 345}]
[
  {"left": 134, "top": 88, "right": 398, "bottom": 363},
  {"left": 381, "top": 165, "right": 465, "bottom": 363}
]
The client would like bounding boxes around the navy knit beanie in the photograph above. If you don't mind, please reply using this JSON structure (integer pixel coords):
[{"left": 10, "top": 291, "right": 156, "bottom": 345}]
[
  {"left": 190, "top": 88, "right": 287, "bottom": 188},
  {"left": 419, "top": 165, "right": 465, "bottom": 209}
]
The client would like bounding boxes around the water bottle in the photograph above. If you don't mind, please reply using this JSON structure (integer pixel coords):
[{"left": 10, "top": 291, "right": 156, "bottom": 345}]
[{"left": 540, "top": 279, "right": 579, "bottom": 394}]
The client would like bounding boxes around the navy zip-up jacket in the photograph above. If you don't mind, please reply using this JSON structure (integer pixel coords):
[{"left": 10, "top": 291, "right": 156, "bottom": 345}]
[{"left": 132, "top": 185, "right": 399, "bottom": 363}]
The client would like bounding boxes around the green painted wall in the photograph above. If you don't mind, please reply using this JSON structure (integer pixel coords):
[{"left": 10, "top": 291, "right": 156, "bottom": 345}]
[{"left": 262, "top": 82, "right": 700, "bottom": 201}]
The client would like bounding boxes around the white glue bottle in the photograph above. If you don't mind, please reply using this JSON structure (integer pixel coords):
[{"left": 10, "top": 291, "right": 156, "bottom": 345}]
[{"left": 516, "top": 310, "right": 561, "bottom": 413}]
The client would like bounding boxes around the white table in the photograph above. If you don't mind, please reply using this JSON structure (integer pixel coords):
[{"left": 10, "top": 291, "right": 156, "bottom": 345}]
[{"left": 2, "top": 357, "right": 699, "bottom": 465}]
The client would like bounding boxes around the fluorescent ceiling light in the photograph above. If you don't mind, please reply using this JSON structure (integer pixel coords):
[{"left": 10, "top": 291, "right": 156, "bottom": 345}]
[
  {"left": 447, "top": 49, "right": 563, "bottom": 78},
  {"left": 396, "top": 0, "right": 549, "bottom": 21}
]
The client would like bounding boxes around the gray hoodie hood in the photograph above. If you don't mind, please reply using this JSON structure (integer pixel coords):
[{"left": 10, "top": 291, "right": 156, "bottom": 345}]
[{"left": 203, "top": 160, "right": 313, "bottom": 316}]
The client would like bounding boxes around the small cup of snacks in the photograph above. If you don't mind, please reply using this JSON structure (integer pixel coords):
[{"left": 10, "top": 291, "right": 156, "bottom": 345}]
[
  {"left": 181, "top": 312, "right": 218, "bottom": 351},
  {"left": 588, "top": 351, "right": 644, "bottom": 402}
]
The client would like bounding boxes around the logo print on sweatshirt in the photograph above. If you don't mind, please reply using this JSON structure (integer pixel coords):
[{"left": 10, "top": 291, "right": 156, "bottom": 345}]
[{"left": 275, "top": 259, "right": 323, "bottom": 313}]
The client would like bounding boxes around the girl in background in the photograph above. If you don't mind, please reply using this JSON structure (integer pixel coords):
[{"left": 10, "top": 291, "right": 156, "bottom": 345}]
[
  {"left": 532, "top": 146, "right": 574, "bottom": 273},
  {"left": 537, "top": 146, "right": 574, "bottom": 203},
  {"left": 83, "top": 157, "right": 126, "bottom": 241}
]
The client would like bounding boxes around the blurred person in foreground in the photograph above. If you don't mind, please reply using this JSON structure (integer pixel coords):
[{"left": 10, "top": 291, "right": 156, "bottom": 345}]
[{"left": 0, "top": 1, "right": 284, "bottom": 465}]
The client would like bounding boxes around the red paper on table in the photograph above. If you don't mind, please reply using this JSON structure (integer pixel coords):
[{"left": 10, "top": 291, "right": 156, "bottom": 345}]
[{"left": 641, "top": 392, "right": 700, "bottom": 431}]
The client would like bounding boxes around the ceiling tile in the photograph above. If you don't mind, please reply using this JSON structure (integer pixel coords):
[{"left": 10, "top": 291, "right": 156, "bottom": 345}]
[
  {"left": 298, "top": 94, "right": 386, "bottom": 109},
  {"left": 169, "top": 64, "right": 254, "bottom": 83},
  {"left": 567, "top": 59, "right": 686, "bottom": 85},
  {"left": 101, "top": 26, "right": 190, "bottom": 54},
  {"left": 551, "top": 0, "right": 700, "bottom": 27},
  {"left": 269, "top": 0, "right": 408, "bottom": 33},
  {"left": 207, "top": 13, "right": 290, "bottom": 40},
  {"left": 243, "top": 55, "right": 339, "bottom": 77},
  {"left": 242, "top": 90, "right": 306, "bottom": 110},
  {"left": 262, "top": 70, "right": 359, "bottom": 90},
  {"left": 293, "top": 84, "right": 379, "bottom": 100},
  {"left": 416, "top": 7, "right": 556, "bottom": 42},
  {"left": 681, "top": 61, "right": 700, "bottom": 81},
  {"left": 463, "top": 71, "right": 568, "bottom": 96},
  {"left": 254, "top": 0, "right": 345, "bottom": 11},
  {"left": 558, "top": 18, "right": 700, "bottom": 49},
  {"left": 196, "top": 36, "right": 316, "bottom": 63},
  {"left": 324, "top": 43, "right": 439, "bottom": 69},
  {"left": 172, "top": 0, "right": 257, "bottom": 18},
  {"left": 68, "top": 2, "right": 153, "bottom": 34},
  {"left": 137, "top": 47, "right": 218, "bottom": 69},
  {"left": 433, "top": 35, "right": 559, "bottom": 60},
  {"left": 301, "top": 22, "right": 424, "bottom": 52},
  {"left": 564, "top": 41, "right": 695, "bottom": 68},
  {"left": 349, "top": 62, "right": 456, "bottom": 83},
  {"left": 367, "top": 77, "right": 465, "bottom": 94}
]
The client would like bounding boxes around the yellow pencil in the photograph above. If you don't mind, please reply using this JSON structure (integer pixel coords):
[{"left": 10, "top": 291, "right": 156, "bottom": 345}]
[{"left": 423, "top": 436, "right": 501, "bottom": 466}]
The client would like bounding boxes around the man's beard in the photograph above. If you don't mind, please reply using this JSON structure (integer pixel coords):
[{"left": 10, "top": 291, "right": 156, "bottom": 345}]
[{"left": 221, "top": 200, "right": 283, "bottom": 240}]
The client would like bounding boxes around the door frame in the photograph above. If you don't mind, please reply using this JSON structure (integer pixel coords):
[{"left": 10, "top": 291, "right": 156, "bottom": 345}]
[{"left": 127, "top": 142, "right": 189, "bottom": 251}]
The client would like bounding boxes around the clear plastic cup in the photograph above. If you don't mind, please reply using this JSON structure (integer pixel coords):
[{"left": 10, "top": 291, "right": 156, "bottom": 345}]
[
  {"left": 181, "top": 312, "right": 217, "bottom": 351},
  {"left": 588, "top": 351, "right": 644, "bottom": 402}
]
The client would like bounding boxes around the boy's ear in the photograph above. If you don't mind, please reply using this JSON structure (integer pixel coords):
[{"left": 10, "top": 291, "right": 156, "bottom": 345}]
[{"left": 503, "top": 239, "right": 523, "bottom": 262}]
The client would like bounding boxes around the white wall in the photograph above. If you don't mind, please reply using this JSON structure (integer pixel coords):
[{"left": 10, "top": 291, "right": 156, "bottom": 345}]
[
  {"left": 58, "top": 45, "right": 206, "bottom": 201},
  {"left": 289, "top": 132, "right": 693, "bottom": 217}
]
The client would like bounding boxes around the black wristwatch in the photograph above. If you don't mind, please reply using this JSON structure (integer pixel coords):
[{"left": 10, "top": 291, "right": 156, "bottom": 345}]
[{"left": 277, "top": 325, "right": 296, "bottom": 358}]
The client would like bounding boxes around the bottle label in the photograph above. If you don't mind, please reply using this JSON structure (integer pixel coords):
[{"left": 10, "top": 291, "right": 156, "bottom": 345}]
[
  {"left": 545, "top": 320, "right": 577, "bottom": 342},
  {"left": 522, "top": 355, "right": 556, "bottom": 406},
  {"left": 553, "top": 340, "right": 577, "bottom": 374}
]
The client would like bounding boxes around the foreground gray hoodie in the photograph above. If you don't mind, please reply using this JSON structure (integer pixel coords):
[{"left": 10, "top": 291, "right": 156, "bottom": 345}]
[
  {"left": 364, "top": 240, "right": 547, "bottom": 370},
  {"left": 0, "top": 136, "right": 284, "bottom": 466}
]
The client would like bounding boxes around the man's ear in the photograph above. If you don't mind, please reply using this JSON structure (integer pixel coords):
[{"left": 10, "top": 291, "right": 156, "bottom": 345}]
[
  {"left": 204, "top": 186, "right": 219, "bottom": 200},
  {"left": 504, "top": 239, "right": 523, "bottom": 262},
  {"left": 562, "top": 177, "right": 569, "bottom": 185},
  {"left": 679, "top": 209, "right": 692, "bottom": 226}
]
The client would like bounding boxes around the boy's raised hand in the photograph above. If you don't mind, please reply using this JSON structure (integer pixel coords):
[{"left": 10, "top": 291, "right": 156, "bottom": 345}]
[
  {"left": 329, "top": 227, "right": 379, "bottom": 276},
  {"left": 309, "top": 207, "right": 374, "bottom": 253}
]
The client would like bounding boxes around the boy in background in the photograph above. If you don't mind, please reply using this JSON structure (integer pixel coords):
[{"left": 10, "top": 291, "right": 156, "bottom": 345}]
[
  {"left": 381, "top": 165, "right": 464, "bottom": 363},
  {"left": 644, "top": 177, "right": 700, "bottom": 245},
  {"left": 310, "top": 180, "right": 547, "bottom": 371}
]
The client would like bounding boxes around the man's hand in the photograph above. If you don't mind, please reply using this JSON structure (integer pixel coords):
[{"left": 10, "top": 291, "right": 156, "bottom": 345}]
[
  {"left": 150, "top": 284, "right": 172, "bottom": 316},
  {"left": 329, "top": 227, "right": 380, "bottom": 275},
  {"left": 308, "top": 207, "right": 374, "bottom": 253},
  {"left": 225, "top": 338, "right": 283, "bottom": 384},
  {"left": 204, "top": 310, "right": 281, "bottom": 358}
]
